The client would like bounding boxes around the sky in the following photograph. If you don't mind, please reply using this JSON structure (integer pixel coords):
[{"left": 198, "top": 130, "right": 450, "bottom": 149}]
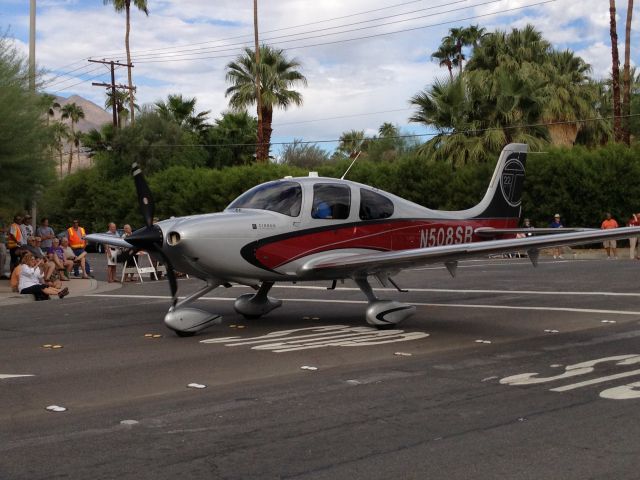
[{"left": 1, "top": 0, "right": 638, "bottom": 157}]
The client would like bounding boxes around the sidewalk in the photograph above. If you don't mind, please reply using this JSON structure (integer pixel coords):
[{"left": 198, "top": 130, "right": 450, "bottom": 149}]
[{"left": 0, "top": 276, "right": 122, "bottom": 306}]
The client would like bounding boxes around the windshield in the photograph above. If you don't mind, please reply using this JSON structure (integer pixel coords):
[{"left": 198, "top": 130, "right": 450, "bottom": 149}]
[{"left": 228, "top": 181, "right": 302, "bottom": 217}]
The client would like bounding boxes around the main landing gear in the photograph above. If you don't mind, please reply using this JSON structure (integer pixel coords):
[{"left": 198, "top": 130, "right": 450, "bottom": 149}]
[
  {"left": 354, "top": 276, "right": 416, "bottom": 329},
  {"left": 164, "top": 281, "right": 283, "bottom": 336},
  {"left": 234, "top": 281, "right": 283, "bottom": 319}
]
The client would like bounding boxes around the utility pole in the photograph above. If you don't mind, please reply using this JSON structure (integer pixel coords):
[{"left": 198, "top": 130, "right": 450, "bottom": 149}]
[
  {"left": 253, "top": 0, "right": 264, "bottom": 162},
  {"left": 29, "top": 0, "right": 36, "bottom": 91},
  {"left": 89, "top": 59, "right": 135, "bottom": 128},
  {"left": 29, "top": 0, "right": 37, "bottom": 227}
]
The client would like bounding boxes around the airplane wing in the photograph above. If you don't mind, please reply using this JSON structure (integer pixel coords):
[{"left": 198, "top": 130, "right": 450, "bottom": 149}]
[
  {"left": 297, "top": 227, "right": 640, "bottom": 279},
  {"left": 85, "top": 233, "right": 133, "bottom": 249}
]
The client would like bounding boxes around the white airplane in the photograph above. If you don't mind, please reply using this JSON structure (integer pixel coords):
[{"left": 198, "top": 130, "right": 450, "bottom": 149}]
[{"left": 88, "top": 144, "right": 640, "bottom": 336}]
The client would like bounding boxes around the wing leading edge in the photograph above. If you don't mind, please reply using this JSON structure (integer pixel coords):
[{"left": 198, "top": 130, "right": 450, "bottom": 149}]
[{"left": 297, "top": 227, "right": 640, "bottom": 279}]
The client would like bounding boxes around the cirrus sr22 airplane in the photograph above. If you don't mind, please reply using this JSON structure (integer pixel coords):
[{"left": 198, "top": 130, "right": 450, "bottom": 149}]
[{"left": 88, "top": 144, "right": 640, "bottom": 336}]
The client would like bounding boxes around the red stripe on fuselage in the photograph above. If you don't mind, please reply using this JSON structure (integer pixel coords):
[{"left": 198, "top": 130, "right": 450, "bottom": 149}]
[{"left": 253, "top": 218, "right": 518, "bottom": 270}]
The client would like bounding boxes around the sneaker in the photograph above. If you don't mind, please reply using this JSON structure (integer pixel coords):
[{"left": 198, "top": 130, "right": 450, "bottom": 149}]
[{"left": 58, "top": 287, "right": 69, "bottom": 299}]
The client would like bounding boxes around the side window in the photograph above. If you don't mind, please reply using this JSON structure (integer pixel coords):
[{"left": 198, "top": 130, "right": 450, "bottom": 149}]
[
  {"left": 359, "top": 189, "right": 394, "bottom": 220},
  {"left": 312, "top": 184, "right": 351, "bottom": 220}
]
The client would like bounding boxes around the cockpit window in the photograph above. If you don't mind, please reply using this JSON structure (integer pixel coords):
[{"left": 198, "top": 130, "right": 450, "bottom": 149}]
[
  {"left": 228, "top": 181, "right": 302, "bottom": 217},
  {"left": 312, "top": 184, "right": 351, "bottom": 220},
  {"left": 359, "top": 188, "right": 394, "bottom": 220}
]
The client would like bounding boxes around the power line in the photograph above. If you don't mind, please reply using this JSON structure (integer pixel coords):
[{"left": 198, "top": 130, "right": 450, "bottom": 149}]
[
  {"left": 116, "top": 114, "right": 640, "bottom": 149},
  {"left": 272, "top": 108, "right": 413, "bottom": 126},
  {"left": 134, "top": 0, "right": 558, "bottom": 64},
  {"left": 128, "top": 0, "right": 476, "bottom": 61},
  {"left": 42, "top": 65, "right": 106, "bottom": 90},
  {"left": 93, "top": 0, "right": 437, "bottom": 58}
]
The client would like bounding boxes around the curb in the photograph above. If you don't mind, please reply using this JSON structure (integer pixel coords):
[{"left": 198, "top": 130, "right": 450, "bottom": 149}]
[{"left": 0, "top": 279, "right": 122, "bottom": 306}]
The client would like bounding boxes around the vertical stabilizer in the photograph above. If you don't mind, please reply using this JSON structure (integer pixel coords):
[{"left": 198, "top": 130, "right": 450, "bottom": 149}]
[{"left": 471, "top": 143, "right": 528, "bottom": 219}]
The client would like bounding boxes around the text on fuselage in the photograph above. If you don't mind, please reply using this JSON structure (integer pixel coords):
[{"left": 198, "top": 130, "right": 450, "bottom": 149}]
[{"left": 419, "top": 225, "right": 474, "bottom": 248}]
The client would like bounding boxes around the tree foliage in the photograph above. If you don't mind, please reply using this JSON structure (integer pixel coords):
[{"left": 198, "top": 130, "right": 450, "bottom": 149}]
[{"left": 0, "top": 37, "right": 54, "bottom": 210}]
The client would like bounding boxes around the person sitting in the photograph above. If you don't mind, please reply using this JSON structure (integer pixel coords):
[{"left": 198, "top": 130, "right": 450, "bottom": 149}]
[
  {"left": 10, "top": 263, "right": 21, "bottom": 293},
  {"left": 67, "top": 219, "right": 92, "bottom": 277},
  {"left": 18, "top": 253, "right": 68, "bottom": 300},
  {"left": 48, "top": 237, "right": 73, "bottom": 280},
  {"left": 61, "top": 236, "right": 90, "bottom": 279}
]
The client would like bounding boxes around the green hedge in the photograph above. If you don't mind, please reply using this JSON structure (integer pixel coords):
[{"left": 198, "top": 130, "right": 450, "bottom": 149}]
[{"left": 40, "top": 143, "right": 640, "bottom": 233}]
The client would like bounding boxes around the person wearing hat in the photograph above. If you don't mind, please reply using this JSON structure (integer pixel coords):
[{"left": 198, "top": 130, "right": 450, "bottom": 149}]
[{"left": 549, "top": 213, "right": 564, "bottom": 259}]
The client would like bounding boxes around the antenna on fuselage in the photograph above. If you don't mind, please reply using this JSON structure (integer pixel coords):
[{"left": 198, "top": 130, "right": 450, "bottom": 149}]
[{"left": 340, "top": 151, "right": 362, "bottom": 180}]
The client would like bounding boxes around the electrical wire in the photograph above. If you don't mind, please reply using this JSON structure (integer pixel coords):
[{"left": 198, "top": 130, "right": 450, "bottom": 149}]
[
  {"left": 127, "top": 0, "right": 477, "bottom": 61},
  {"left": 272, "top": 108, "right": 413, "bottom": 126},
  {"left": 119, "top": 114, "right": 640, "bottom": 149},
  {"left": 133, "top": 0, "right": 558, "bottom": 64},
  {"left": 94, "top": 0, "right": 440, "bottom": 58}
]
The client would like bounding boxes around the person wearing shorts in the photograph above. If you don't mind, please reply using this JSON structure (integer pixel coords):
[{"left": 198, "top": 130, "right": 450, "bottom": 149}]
[{"left": 601, "top": 212, "right": 619, "bottom": 259}]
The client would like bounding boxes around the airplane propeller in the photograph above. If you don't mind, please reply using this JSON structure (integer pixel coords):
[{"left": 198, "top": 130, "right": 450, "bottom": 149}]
[{"left": 126, "top": 163, "right": 179, "bottom": 306}]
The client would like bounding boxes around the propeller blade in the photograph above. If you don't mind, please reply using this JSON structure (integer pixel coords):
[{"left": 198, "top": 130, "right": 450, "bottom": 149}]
[
  {"left": 132, "top": 162, "right": 154, "bottom": 228},
  {"left": 155, "top": 250, "right": 178, "bottom": 306}
]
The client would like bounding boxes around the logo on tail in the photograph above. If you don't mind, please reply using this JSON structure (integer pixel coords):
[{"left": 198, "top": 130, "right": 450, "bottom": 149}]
[{"left": 500, "top": 156, "right": 526, "bottom": 208}]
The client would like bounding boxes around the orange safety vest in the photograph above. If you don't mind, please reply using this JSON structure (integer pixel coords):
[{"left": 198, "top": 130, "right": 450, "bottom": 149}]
[
  {"left": 67, "top": 226, "right": 86, "bottom": 249},
  {"left": 7, "top": 222, "right": 22, "bottom": 249}
]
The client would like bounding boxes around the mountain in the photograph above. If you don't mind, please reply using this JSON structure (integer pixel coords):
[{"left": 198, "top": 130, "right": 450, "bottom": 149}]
[{"left": 53, "top": 94, "right": 112, "bottom": 133}]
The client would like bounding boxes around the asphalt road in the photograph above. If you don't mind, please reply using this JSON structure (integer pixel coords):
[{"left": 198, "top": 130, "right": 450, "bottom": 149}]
[{"left": 2, "top": 256, "right": 640, "bottom": 479}]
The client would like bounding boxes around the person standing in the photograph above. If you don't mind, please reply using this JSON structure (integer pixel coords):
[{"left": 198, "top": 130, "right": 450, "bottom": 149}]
[
  {"left": 0, "top": 219, "right": 7, "bottom": 279},
  {"left": 21, "top": 214, "right": 34, "bottom": 241},
  {"left": 549, "top": 213, "right": 564, "bottom": 259},
  {"left": 7, "top": 215, "right": 25, "bottom": 273},
  {"left": 105, "top": 222, "right": 119, "bottom": 283},
  {"left": 627, "top": 213, "right": 640, "bottom": 260},
  {"left": 67, "top": 219, "right": 91, "bottom": 277},
  {"left": 36, "top": 218, "right": 55, "bottom": 252},
  {"left": 601, "top": 212, "right": 619, "bottom": 259}
]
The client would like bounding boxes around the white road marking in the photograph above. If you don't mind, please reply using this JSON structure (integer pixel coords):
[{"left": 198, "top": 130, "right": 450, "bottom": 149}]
[
  {"left": 551, "top": 369, "right": 640, "bottom": 392},
  {"left": 600, "top": 381, "right": 640, "bottom": 400},
  {"left": 501, "top": 355, "right": 640, "bottom": 400},
  {"left": 0, "top": 374, "right": 34, "bottom": 380},
  {"left": 187, "top": 383, "right": 207, "bottom": 389},
  {"left": 500, "top": 355, "right": 640, "bottom": 386},
  {"left": 88, "top": 294, "right": 640, "bottom": 316},
  {"left": 200, "top": 325, "right": 429, "bottom": 353},
  {"left": 267, "top": 285, "right": 640, "bottom": 298}
]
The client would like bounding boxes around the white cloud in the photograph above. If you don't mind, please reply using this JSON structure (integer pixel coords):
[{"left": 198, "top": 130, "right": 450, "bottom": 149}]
[{"left": 4, "top": 0, "right": 636, "bottom": 149}]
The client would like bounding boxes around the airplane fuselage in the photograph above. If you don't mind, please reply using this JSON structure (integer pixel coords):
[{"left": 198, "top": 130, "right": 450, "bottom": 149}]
[{"left": 156, "top": 176, "right": 518, "bottom": 284}]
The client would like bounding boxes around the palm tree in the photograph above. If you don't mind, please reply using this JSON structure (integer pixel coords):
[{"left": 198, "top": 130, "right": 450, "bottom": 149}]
[
  {"left": 541, "top": 51, "right": 597, "bottom": 145},
  {"left": 609, "top": 0, "right": 623, "bottom": 142},
  {"left": 40, "top": 93, "right": 60, "bottom": 126},
  {"left": 50, "top": 121, "right": 69, "bottom": 178},
  {"left": 154, "top": 94, "right": 210, "bottom": 135},
  {"left": 431, "top": 41, "right": 456, "bottom": 80},
  {"left": 103, "top": 0, "right": 149, "bottom": 126},
  {"left": 225, "top": 45, "right": 307, "bottom": 162},
  {"left": 378, "top": 122, "right": 399, "bottom": 138},
  {"left": 60, "top": 102, "right": 85, "bottom": 174},
  {"left": 105, "top": 89, "right": 138, "bottom": 127},
  {"left": 337, "top": 130, "right": 367, "bottom": 158},
  {"left": 447, "top": 27, "right": 467, "bottom": 74},
  {"left": 622, "top": 0, "right": 634, "bottom": 145}
]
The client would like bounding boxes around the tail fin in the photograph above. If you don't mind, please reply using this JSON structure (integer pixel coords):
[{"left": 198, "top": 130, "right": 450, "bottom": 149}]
[{"left": 471, "top": 143, "right": 527, "bottom": 219}]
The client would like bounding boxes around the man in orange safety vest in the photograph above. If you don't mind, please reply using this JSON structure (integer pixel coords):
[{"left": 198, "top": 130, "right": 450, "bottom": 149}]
[{"left": 66, "top": 219, "right": 92, "bottom": 278}]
